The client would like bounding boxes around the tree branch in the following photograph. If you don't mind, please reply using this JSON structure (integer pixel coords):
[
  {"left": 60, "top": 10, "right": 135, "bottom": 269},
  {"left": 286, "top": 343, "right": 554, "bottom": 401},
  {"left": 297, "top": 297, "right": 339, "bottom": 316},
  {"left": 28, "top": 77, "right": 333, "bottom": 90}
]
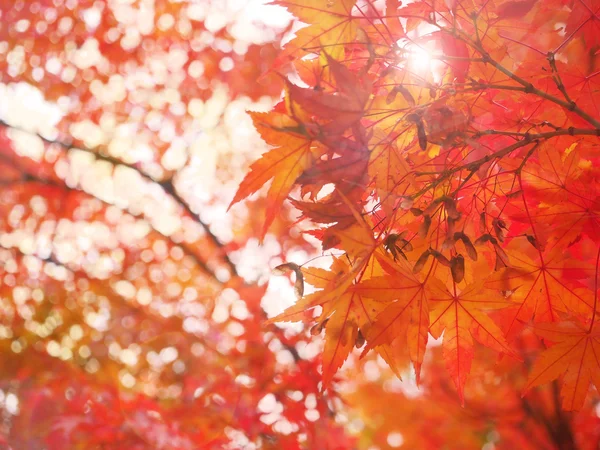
[
  {"left": 411, "top": 128, "right": 599, "bottom": 200},
  {"left": 0, "top": 119, "right": 238, "bottom": 279},
  {"left": 0, "top": 152, "right": 218, "bottom": 282},
  {"left": 442, "top": 24, "right": 600, "bottom": 129}
]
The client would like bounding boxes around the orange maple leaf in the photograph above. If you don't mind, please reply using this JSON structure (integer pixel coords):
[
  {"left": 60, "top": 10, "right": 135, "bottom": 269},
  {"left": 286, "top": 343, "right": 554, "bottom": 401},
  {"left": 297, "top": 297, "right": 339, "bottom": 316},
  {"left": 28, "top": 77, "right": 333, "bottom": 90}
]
[
  {"left": 485, "top": 243, "right": 593, "bottom": 338},
  {"left": 368, "top": 130, "right": 415, "bottom": 217},
  {"left": 353, "top": 255, "right": 431, "bottom": 383},
  {"left": 525, "top": 321, "right": 600, "bottom": 411},
  {"left": 429, "top": 281, "right": 517, "bottom": 402},
  {"left": 229, "top": 112, "right": 320, "bottom": 236},
  {"left": 275, "top": 0, "right": 358, "bottom": 60}
]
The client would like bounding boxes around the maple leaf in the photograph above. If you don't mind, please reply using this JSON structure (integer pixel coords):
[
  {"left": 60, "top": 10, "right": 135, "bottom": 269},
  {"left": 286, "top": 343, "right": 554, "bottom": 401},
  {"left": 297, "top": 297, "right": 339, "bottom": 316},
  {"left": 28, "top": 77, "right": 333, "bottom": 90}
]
[
  {"left": 368, "top": 130, "right": 415, "bottom": 217},
  {"left": 229, "top": 111, "right": 320, "bottom": 236},
  {"left": 321, "top": 282, "right": 415, "bottom": 384},
  {"left": 275, "top": 0, "right": 358, "bottom": 60},
  {"left": 353, "top": 255, "right": 431, "bottom": 383},
  {"left": 485, "top": 243, "right": 594, "bottom": 338},
  {"left": 266, "top": 257, "right": 357, "bottom": 324},
  {"left": 499, "top": 142, "right": 599, "bottom": 247},
  {"left": 565, "top": 0, "right": 600, "bottom": 49},
  {"left": 429, "top": 281, "right": 517, "bottom": 402},
  {"left": 268, "top": 253, "right": 406, "bottom": 386},
  {"left": 320, "top": 292, "right": 360, "bottom": 386},
  {"left": 286, "top": 53, "right": 371, "bottom": 134},
  {"left": 525, "top": 321, "right": 600, "bottom": 411}
]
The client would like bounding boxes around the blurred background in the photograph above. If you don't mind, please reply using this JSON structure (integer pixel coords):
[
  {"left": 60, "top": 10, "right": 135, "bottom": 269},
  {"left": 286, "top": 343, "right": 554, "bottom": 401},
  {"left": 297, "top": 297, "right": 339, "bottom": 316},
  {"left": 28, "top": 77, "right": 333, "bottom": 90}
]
[
  {"left": 0, "top": 1, "right": 360, "bottom": 448},
  {"left": 2, "top": 1, "right": 573, "bottom": 449}
]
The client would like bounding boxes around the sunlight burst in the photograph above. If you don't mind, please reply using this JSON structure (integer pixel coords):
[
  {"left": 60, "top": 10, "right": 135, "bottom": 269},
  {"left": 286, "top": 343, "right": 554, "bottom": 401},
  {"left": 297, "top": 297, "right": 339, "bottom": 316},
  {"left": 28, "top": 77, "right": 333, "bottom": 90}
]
[{"left": 408, "top": 45, "right": 432, "bottom": 74}]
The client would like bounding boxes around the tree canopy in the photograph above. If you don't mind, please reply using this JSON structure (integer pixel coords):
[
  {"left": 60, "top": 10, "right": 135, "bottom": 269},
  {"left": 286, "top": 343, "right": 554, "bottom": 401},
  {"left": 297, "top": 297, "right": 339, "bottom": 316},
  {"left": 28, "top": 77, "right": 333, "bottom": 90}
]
[{"left": 1, "top": 0, "right": 600, "bottom": 449}]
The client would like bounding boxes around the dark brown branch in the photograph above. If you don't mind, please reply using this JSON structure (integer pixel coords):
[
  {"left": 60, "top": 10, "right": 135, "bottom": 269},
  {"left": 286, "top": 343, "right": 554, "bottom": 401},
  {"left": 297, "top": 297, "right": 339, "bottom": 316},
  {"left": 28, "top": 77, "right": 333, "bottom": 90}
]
[
  {"left": 0, "top": 119, "right": 238, "bottom": 278},
  {"left": 0, "top": 152, "right": 218, "bottom": 281},
  {"left": 547, "top": 52, "right": 574, "bottom": 106}
]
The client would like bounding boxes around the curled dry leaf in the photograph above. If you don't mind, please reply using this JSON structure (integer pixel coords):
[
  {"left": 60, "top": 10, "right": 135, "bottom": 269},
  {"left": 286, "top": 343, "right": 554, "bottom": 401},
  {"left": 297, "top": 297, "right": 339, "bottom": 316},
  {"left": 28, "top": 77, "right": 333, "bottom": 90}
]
[{"left": 385, "top": 232, "right": 414, "bottom": 261}]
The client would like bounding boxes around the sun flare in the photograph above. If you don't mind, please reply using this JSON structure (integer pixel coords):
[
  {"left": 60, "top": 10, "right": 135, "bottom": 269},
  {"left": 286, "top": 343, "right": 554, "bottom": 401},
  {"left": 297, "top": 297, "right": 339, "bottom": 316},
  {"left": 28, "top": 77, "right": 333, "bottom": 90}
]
[{"left": 408, "top": 45, "right": 432, "bottom": 74}]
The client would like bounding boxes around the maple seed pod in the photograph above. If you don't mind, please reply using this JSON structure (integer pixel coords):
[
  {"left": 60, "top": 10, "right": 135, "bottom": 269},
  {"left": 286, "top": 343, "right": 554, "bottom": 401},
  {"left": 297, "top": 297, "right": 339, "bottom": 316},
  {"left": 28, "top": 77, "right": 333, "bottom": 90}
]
[
  {"left": 272, "top": 263, "right": 304, "bottom": 299},
  {"left": 495, "top": 254, "right": 507, "bottom": 271},
  {"left": 400, "top": 239, "right": 413, "bottom": 252},
  {"left": 355, "top": 330, "right": 365, "bottom": 349},
  {"left": 309, "top": 323, "right": 322, "bottom": 336},
  {"left": 417, "top": 122, "right": 428, "bottom": 150},
  {"left": 423, "top": 199, "right": 441, "bottom": 216},
  {"left": 479, "top": 211, "right": 487, "bottom": 233},
  {"left": 492, "top": 218, "right": 507, "bottom": 242},
  {"left": 526, "top": 234, "right": 540, "bottom": 250},
  {"left": 310, "top": 319, "right": 329, "bottom": 336},
  {"left": 494, "top": 243, "right": 510, "bottom": 268},
  {"left": 474, "top": 233, "right": 493, "bottom": 246},
  {"left": 405, "top": 113, "right": 421, "bottom": 123},
  {"left": 442, "top": 197, "right": 460, "bottom": 219},
  {"left": 413, "top": 250, "right": 431, "bottom": 274},
  {"left": 454, "top": 232, "right": 477, "bottom": 261},
  {"left": 399, "top": 196, "right": 414, "bottom": 210},
  {"left": 419, "top": 215, "right": 432, "bottom": 238},
  {"left": 446, "top": 216, "right": 458, "bottom": 235},
  {"left": 386, "top": 86, "right": 399, "bottom": 104},
  {"left": 451, "top": 254, "right": 465, "bottom": 283},
  {"left": 441, "top": 237, "right": 455, "bottom": 251},
  {"left": 430, "top": 249, "right": 451, "bottom": 267},
  {"left": 395, "top": 85, "right": 415, "bottom": 106}
]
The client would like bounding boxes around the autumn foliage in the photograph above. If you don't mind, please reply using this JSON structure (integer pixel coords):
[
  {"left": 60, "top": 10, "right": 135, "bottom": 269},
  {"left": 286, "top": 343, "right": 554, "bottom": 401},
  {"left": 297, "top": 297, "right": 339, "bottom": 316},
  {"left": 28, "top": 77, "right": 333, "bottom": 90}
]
[
  {"left": 2, "top": 0, "right": 600, "bottom": 449},
  {"left": 231, "top": 0, "right": 600, "bottom": 447}
]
